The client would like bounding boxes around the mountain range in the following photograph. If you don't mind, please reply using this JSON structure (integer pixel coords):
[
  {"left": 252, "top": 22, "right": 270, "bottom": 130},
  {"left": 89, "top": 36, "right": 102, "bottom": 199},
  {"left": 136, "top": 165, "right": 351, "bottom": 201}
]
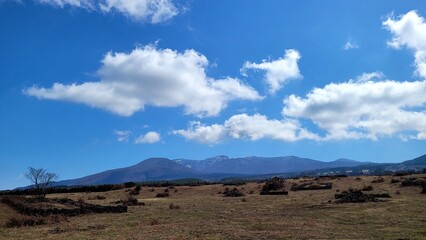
[{"left": 48, "top": 154, "right": 426, "bottom": 187}]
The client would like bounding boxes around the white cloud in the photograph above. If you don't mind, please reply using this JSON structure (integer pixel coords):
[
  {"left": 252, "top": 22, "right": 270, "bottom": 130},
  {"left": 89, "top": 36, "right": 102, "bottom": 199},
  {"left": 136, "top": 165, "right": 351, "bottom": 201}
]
[
  {"left": 383, "top": 10, "right": 426, "bottom": 78},
  {"left": 114, "top": 130, "right": 131, "bottom": 142},
  {"left": 135, "top": 131, "right": 160, "bottom": 144},
  {"left": 33, "top": 0, "right": 179, "bottom": 23},
  {"left": 224, "top": 114, "right": 319, "bottom": 141},
  {"left": 343, "top": 41, "right": 359, "bottom": 50},
  {"left": 99, "top": 0, "right": 178, "bottom": 23},
  {"left": 172, "top": 114, "right": 319, "bottom": 144},
  {"left": 241, "top": 49, "right": 302, "bottom": 94},
  {"left": 350, "top": 71, "right": 385, "bottom": 83},
  {"left": 36, "top": 0, "right": 93, "bottom": 8},
  {"left": 171, "top": 121, "right": 226, "bottom": 144},
  {"left": 25, "top": 45, "right": 262, "bottom": 117},
  {"left": 283, "top": 77, "right": 426, "bottom": 140}
]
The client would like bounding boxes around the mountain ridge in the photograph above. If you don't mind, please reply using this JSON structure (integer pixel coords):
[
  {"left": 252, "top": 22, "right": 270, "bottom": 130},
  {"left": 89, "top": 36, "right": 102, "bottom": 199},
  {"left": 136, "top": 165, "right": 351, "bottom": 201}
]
[{"left": 21, "top": 154, "right": 426, "bottom": 189}]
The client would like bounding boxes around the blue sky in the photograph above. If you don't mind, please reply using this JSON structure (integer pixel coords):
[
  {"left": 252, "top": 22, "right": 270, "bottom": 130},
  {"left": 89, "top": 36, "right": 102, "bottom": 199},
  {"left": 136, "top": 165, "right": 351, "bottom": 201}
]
[{"left": 1, "top": 0, "right": 426, "bottom": 190}]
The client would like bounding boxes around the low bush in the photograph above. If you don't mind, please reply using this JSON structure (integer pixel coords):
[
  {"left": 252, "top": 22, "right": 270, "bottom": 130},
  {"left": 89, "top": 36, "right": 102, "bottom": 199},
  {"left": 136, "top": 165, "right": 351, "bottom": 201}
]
[{"left": 362, "top": 185, "right": 373, "bottom": 191}]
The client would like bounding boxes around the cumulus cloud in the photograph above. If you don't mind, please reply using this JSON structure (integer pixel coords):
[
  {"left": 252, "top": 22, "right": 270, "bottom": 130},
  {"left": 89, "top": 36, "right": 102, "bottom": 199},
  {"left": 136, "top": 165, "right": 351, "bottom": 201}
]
[
  {"left": 241, "top": 49, "right": 302, "bottom": 94},
  {"left": 99, "top": 0, "right": 178, "bottom": 23},
  {"left": 283, "top": 77, "right": 426, "bottom": 140},
  {"left": 135, "top": 131, "right": 160, "bottom": 144},
  {"left": 114, "top": 130, "right": 131, "bottom": 142},
  {"left": 383, "top": 10, "right": 426, "bottom": 78},
  {"left": 33, "top": 0, "right": 179, "bottom": 23},
  {"left": 343, "top": 41, "right": 359, "bottom": 50},
  {"left": 172, "top": 114, "right": 319, "bottom": 144},
  {"left": 25, "top": 45, "right": 262, "bottom": 117}
]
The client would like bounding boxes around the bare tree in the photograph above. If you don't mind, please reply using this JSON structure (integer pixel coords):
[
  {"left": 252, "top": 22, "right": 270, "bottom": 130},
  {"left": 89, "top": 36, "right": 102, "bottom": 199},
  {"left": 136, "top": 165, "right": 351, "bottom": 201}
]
[{"left": 24, "top": 167, "right": 58, "bottom": 198}]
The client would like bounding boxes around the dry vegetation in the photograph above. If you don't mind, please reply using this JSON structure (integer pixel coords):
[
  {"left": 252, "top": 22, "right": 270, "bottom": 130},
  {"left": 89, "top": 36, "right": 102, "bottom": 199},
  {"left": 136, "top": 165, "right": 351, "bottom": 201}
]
[{"left": 1, "top": 174, "right": 425, "bottom": 239}]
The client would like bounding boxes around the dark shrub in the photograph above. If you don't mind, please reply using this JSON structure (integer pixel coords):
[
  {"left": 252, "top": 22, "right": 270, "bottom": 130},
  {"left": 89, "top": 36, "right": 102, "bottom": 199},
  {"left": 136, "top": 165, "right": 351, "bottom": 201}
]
[
  {"left": 335, "top": 190, "right": 375, "bottom": 203},
  {"left": 371, "top": 177, "right": 384, "bottom": 183},
  {"left": 129, "top": 185, "right": 141, "bottom": 195},
  {"left": 88, "top": 195, "right": 106, "bottom": 200},
  {"left": 5, "top": 216, "right": 46, "bottom": 228},
  {"left": 291, "top": 182, "right": 332, "bottom": 191},
  {"left": 390, "top": 178, "right": 400, "bottom": 184},
  {"left": 122, "top": 196, "right": 140, "bottom": 206},
  {"left": 260, "top": 177, "right": 288, "bottom": 195},
  {"left": 402, "top": 178, "right": 426, "bottom": 187},
  {"left": 335, "top": 189, "right": 391, "bottom": 203},
  {"left": 124, "top": 182, "right": 137, "bottom": 188},
  {"left": 223, "top": 187, "right": 245, "bottom": 197},
  {"left": 261, "top": 177, "right": 284, "bottom": 192},
  {"left": 362, "top": 185, "right": 373, "bottom": 191},
  {"left": 155, "top": 192, "right": 169, "bottom": 198}
]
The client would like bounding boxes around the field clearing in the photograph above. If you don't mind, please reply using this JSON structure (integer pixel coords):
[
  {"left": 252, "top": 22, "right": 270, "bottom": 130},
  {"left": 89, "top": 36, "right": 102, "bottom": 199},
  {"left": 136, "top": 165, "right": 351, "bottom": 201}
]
[{"left": 1, "top": 175, "right": 425, "bottom": 239}]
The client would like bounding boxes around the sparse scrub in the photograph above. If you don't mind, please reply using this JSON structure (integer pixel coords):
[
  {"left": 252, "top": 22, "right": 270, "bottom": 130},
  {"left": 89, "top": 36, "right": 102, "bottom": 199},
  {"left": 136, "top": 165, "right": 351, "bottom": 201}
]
[
  {"left": 169, "top": 203, "right": 180, "bottom": 210},
  {"left": 150, "top": 218, "right": 159, "bottom": 226}
]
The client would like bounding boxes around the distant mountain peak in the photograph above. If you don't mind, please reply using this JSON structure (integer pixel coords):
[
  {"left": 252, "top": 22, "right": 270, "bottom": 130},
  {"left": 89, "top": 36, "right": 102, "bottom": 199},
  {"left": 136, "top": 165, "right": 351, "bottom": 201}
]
[{"left": 333, "top": 158, "right": 357, "bottom": 163}]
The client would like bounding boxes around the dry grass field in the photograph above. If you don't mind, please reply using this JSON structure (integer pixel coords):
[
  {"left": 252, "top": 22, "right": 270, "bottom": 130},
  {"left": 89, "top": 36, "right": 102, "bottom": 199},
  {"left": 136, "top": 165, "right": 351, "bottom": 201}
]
[{"left": 1, "top": 175, "right": 425, "bottom": 239}]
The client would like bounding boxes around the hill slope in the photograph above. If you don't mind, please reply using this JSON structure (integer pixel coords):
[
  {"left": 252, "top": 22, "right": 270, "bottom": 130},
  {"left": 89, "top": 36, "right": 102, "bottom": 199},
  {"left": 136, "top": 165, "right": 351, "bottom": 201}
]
[{"left": 55, "top": 158, "right": 201, "bottom": 186}]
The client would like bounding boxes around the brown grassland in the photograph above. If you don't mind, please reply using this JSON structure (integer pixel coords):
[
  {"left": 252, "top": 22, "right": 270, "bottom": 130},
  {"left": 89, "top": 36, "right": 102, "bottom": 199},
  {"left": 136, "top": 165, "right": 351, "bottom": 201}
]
[{"left": 1, "top": 174, "right": 425, "bottom": 239}]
